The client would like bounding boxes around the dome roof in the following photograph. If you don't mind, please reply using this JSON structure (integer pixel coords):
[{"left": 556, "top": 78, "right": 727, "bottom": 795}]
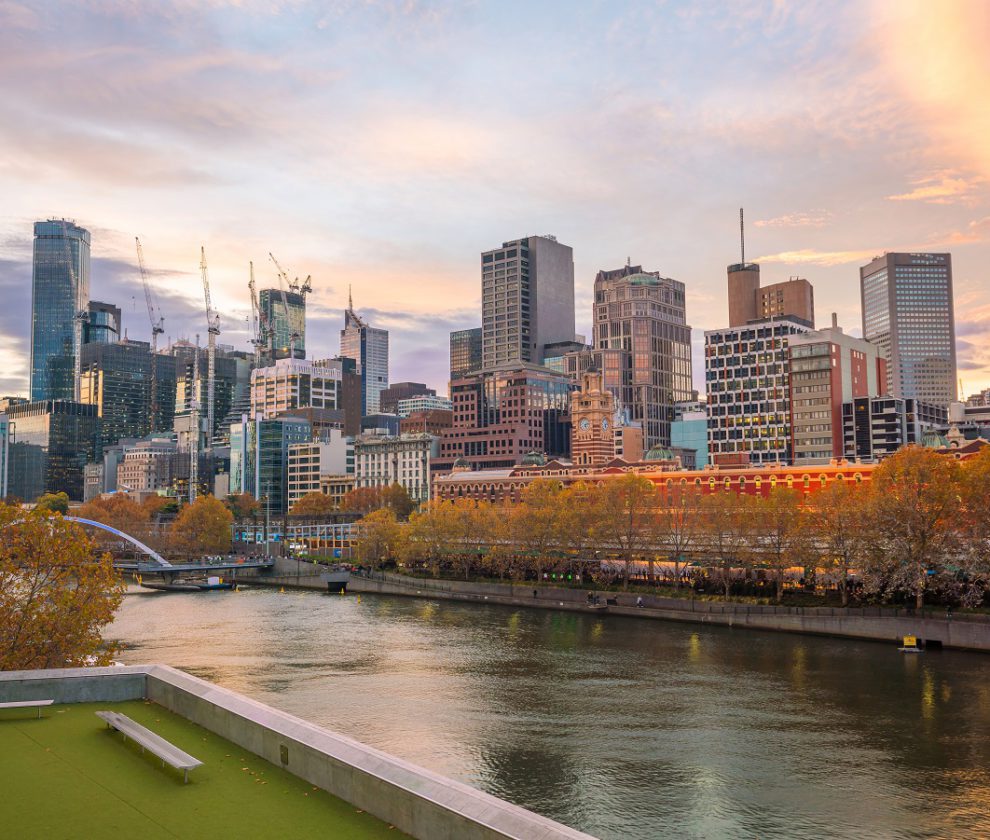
[
  {"left": 921, "top": 431, "right": 949, "bottom": 449},
  {"left": 643, "top": 445, "right": 675, "bottom": 462},
  {"left": 521, "top": 450, "right": 547, "bottom": 467},
  {"left": 452, "top": 456, "right": 470, "bottom": 469}
]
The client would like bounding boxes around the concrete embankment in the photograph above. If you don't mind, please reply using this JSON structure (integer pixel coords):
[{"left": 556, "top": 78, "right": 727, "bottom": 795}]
[{"left": 241, "top": 558, "right": 990, "bottom": 653}]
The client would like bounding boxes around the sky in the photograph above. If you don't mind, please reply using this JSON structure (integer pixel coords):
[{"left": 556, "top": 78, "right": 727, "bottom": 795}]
[{"left": 1, "top": 0, "right": 988, "bottom": 398}]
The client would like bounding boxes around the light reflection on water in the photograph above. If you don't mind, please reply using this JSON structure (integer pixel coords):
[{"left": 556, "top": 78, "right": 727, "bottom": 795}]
[{"left": 109, "top": 586, "right": 990, "bottom": 839}]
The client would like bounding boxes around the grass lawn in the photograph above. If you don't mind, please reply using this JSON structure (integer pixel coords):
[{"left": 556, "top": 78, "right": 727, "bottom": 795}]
[{"left": 0, "top": 700, "right": 407, "bottom": 839}]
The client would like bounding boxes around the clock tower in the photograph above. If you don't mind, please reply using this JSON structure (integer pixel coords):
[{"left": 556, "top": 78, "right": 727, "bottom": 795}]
[{"left": 570, "top": 370, "right": 616, "bottom": 466}]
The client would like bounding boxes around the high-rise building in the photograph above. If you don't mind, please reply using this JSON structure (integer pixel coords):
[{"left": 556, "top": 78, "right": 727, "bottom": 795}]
[
  {"left": 843, "top": 396, "right": 947, "bottom": 461},
  {"left": 250, "top": 357, "right": 343, "bottom": 419},
  {"left": 449, "top": 327, "right": 482, "bottom": 380},
  {"left": 395, "top": 394, "right": 452, "bottom": 416},
  {"left": 353, "top": 432, "right": 438, "bottom": 504},
  {"left": 727, "top": 262, "right": 815, "bottom": 328},
  {"left": 340, "top": 296, "right": 389, "bottom": 415},
  {"left": 860, "top": 252, "right": 956, "bottom": 406},
  {"left": 671, "top": 401, "right": 709, "bottom": 469},
  {"left": 230, "top": 415, "right": 312, "bottom": 515},
  {"left": 84, "top": 301, "right": 121, "bottom": 345},
  {"left": 379, "top": 382, "right": 433, "bottom": 415},
  {"left": 0, "top": 413, "right": 8, "bottom": 499},
  {"left": 437, "top": 365, "right": 575, "bottom": 471},
  {"left": 287, "top": 429, "right": 353, "bottom": 508},
  {"left": 30, "top": 220, "right": 91, "bottom": 401},
  {"left": 80, "top": 339, "right": 177, "bottom": 450},
  {"left": 706, "top": 319, "right": 810, "bottom": 465},
  {"left": 259, "top": 288, "right": 305, "bottom": 360},
  {"left": 6, "top": 400, "right": 100, "bottom": 501},
  {"left": 592, "top": 264, "right": 693, "bottom": 449},
  {"left": 787, "top": 317, "right": 886, "bottom": 464},
  {"left": 481, "top": 235, "right": 575, "bottom": 369}
]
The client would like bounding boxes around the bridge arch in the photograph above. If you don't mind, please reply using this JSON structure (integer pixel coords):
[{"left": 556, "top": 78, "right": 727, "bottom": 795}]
[{"left": 65, "top": 517, "right": 172, "bottom": 568}]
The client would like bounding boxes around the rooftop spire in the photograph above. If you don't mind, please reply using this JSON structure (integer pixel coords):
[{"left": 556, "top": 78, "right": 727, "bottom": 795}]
[
  {"left": 740, "top": 207, "right": 745, "bottom": 265},
  {"left": 348, "top": 284, "right": 353, "bottom": 312}
]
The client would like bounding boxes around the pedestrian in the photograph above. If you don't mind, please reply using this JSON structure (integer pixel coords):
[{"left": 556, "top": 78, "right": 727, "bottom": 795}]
[
  {"left": 533, "top": 589, "right": 538, "bottom": 598},
  {"left": 636, "top": 596, "right": 644, "bottom": 608}
]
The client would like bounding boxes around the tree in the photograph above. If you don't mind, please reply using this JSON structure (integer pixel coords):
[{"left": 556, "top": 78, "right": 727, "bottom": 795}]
[
  {"left": 290, "top": 492, "right": 336, "bottom": 517},
  {"left": 655, "top": 484, "right": 702, "bottom": 589},
  {"left": 805, "top": 479, "right": 867, "bottom": 606},
  {"left": 960, "top": 448, "right": 990, "bottom": 584},
  {"left": 381, "top": 484, "right": 417, "bottom": 520},
  {"left": 861, "top": 446, "right": 960, "bottom": 609},
  {"left": 749, "top": 488, "right": 806, "bottom": 603},
  {"left": 78, "top": 493, "right": 148, "bottom": 536},
  {"left": 340, "top": 486, "right": 385, "bottom": 514},
  {"left": 0, "top": 505, "right": 124, "bottom": 669},
  {"left": 697, "top": 491, "right": 753, "bottom": 599},
  {"left": 170, "top": 495, "right": 233, "bottom": 557},
  {"left": 510, "top": 479, "right": 568, "bottom": 582},
  {"left": 225, "top": 492, "right": 261, "bottom": 520},
  {"left": 587, "top": 474, "right": 659, "bottom": 590},
  {"left": 34, "top": 492, "right": 69, "bottom": 515},
  {"left": 353, "top": 508, "right": 406, "bottom": 569},
  {"left": 142, "top": 495, "right": 179, "bottom": 521}
]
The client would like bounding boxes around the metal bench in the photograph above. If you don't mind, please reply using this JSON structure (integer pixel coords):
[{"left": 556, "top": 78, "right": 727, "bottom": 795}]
[
  {"left": 0, "top": 699, "right": 54, "bottom": 719},
  {"left": 96, "top": 711, "right": 203, "bottom": 783}
]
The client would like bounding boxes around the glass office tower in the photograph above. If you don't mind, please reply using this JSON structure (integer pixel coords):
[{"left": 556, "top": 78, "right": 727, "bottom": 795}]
[
  {"left": 340, "top": 301, "right": 389, "bottom": 415},
  {"left": 30, "top": 220, "right": 91, "bottom": 401},
  {"left": 259, "top": 288, "right": 305, "bottom": 360},
  {"left": 860, "top": 252, "right": 957, "bottom": 406}
]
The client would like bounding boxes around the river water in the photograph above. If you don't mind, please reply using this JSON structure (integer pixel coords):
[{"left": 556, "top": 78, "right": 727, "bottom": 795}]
[{"left": 109, "top": 586, "right": 990, "bottom": 839}]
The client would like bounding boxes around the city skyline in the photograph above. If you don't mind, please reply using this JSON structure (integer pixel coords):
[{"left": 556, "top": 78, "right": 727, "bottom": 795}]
[{"left": 1, "top": 1, "right": 989, "bottom": 397}]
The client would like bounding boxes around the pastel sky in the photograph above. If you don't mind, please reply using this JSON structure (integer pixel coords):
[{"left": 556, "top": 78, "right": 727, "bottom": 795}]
[{"left": 1, "top": 0, "right": 989, "bottom": 398}]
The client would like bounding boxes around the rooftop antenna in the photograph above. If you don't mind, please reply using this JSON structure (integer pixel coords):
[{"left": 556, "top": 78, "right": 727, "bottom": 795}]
[
  {"left": 740, "top": 207, "right": 745, "bottom": 265},
  {"left": 348, "top": 284, "right": 353, "bottom": 312}
]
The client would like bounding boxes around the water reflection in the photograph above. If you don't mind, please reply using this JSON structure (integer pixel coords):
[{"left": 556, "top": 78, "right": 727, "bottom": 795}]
[{"left": 109, "top": 587, "right": 990, "bottom": 839}]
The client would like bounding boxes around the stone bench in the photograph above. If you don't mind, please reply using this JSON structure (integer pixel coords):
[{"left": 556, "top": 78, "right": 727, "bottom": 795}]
[{"left": 0, "top": 699, "right": 54, "bottom": 719}]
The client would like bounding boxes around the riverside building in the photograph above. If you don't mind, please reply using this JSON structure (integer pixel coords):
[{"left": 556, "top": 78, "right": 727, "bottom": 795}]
[{"left": 353, "top": 432, "right": 438, "bottom": 504}]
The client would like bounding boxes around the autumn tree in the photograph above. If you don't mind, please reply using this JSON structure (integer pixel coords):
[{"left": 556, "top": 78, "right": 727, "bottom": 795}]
[
  {"left": 510, "top": 479, "right": 568, "bottom": 581},
  {"left": 805, "top": 479, "right": 868, "bottom": 606},
  {"left": 290, "top": 492, "right": 336, "bottom": 517},
  {"left": 749, "top": 488, "right": 807, "bottom": 603},
  {"left": 588, "top": 474, "right": 659, "bottom": 590},
  {"left": 959, "top": 448, "right": 990, "bottom": 585},
  {"left": 225, "top": 492, "right": 261, "bottom": 520},
  {"left": 697, "top": 491, "right": 753, "bottom": 599},
  {"left": 170, "top": 495, "right": 234, "bottom": 557},
  {"left": 78, "top": 493, "right": 148, "bottom": 536},
  {"left": 381, "top": 484, "right": 417, "bottom": 520},
  {"left": 861, "top": 446, "right": 960, "bottom": 609},
  {"left": 0, "top": 505, "right": 124, "bottom": 669},
  {"left": 353, "top": 508, "right": 407, "bottom": 569},
  {"left": 655, "top": 484, "right": 702, "bottom": 589}
]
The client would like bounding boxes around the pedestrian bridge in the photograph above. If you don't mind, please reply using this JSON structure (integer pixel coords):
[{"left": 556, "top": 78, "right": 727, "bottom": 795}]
[{"left": 65, "top": 516, "right": 173, "bottom": 568}]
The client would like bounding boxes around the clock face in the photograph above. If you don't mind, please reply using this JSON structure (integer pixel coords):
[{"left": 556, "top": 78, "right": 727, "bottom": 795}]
[
  {"left": 601, "top": 418, "right": 610, "bottom": 431},
  {"left": 579, "top": 418, "right": 591, "bottom": 430}
]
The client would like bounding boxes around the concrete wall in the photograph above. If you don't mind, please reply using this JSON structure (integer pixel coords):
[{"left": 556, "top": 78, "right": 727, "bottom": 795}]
[
  {"left": 0, "top": 665, "right": 594, "bottom": 840},
  {"left": 348, "top": 572, "right": 990, "bottom": 652}
]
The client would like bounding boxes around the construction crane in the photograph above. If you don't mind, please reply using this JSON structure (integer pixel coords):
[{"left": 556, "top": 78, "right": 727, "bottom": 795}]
[
  {"left": 268, "top": 251, "right": 300, "bottom": 359},
  {"left": 136, "top": 237, "right": 165, "bottom": 432},
  {"left": 200, "top": 247, "right": 220, "bottom": 450},
  {"left": 60, "top": 221, "right": 88, "bottom": 403},
  {"left": 247, "top": 262, "right": 270, "bottom": 367}
]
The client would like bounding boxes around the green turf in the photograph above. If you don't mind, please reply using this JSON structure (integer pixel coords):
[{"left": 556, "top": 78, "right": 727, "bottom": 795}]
[{"left": 0, "top": 700, "right": 407, "bottom": 839}]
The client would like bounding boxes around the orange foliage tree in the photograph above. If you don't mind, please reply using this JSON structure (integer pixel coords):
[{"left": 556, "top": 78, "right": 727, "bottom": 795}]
[{"left": 0, "top": 505, "right": 124, "bottom": 669}]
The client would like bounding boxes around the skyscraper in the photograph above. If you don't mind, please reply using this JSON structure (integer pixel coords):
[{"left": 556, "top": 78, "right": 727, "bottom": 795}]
[
  {"left": 592, "top": 264, "right": 693, "bottom": 448},
  {"left": 340, "top": 293, "right": 389, "bottom": 415},
  {"left": 84, "top": 301, "right": 121, "bottom": 345},
  {"left": 481, "top": 235, "right": 575, "bottom": 369},
  {"left": 860, "top": 252, "right": 957, "bottom": 406},
  {"left": 259, "top": 288, "right": 305, "bottom": 359},
  {"left": 30, "top": 220, "right": 90, "bottom": 401},
  {"left": 449, "top": 327, "right": 482, "bottom": 380}
]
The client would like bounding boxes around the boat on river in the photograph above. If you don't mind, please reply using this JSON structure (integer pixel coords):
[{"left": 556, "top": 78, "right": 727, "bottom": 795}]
[{"left": 140, "top": 577, "right": 236, "bottom": 593}]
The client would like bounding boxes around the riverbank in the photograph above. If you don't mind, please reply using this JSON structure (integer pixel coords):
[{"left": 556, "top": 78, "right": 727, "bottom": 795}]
[{"left": 239, "top": 558, "right": 990, "bottom": 652}]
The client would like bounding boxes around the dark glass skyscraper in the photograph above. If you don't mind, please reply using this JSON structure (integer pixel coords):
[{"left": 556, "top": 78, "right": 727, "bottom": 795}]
[
  {"left": 85, "top": 301, "right": 121, "bottom": 345},
  {"left": 340, "top": 298, "right": 389, "bottom": 415},
  {"left": 449, "top": 327, "right": 482, "bottom": 380},
  {"left": 30, "top": 220, "right": 90, "bottom": 402}
]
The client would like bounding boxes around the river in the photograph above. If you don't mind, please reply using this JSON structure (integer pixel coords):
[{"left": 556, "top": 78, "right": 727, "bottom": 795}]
[{"left": 109, "top": 585, "right": 990, "bottom": 839}]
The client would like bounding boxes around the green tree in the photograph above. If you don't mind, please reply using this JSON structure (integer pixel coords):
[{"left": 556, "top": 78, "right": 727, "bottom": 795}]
[
  {"left": 225, "top": 492, "right": 261, "bottom": 519},
  {"left": 34, "top": 492, "right": 70, "bottom": 515},
  {"left": 0, "top": 505, "right": 124, "bottom": 669},
  {"left": 170, "top": 495, "right": 234, "bottom": 557}
]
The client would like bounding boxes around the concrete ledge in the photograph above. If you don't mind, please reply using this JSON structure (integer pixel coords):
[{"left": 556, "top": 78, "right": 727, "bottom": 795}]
[{"left": 0, "top": 666, "right": 595, "bottom": 840}]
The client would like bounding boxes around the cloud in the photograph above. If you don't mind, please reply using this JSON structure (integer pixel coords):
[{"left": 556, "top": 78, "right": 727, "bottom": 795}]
[
  {"left": 939, "top": 216, "right": 990, "bottom": 246},
  {"left": 886, "top": 172, "right": 980, "bottom": 204},
  {"left": 754, "top": 210, "right": 832, "bottom": 228},
  {"left": 755, "top": 248, "right": 877, "bottom": 267}
]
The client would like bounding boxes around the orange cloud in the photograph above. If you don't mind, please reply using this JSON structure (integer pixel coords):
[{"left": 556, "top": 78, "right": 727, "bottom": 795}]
[
  {"left": 887, "top": 172, "right": 979, "bottom": 204},
  {"left": 754, "top": 248, "right": 877, "bottom": 267},
  {"left": 754, "top": 210, "right": 832, "bottom": 228}
]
